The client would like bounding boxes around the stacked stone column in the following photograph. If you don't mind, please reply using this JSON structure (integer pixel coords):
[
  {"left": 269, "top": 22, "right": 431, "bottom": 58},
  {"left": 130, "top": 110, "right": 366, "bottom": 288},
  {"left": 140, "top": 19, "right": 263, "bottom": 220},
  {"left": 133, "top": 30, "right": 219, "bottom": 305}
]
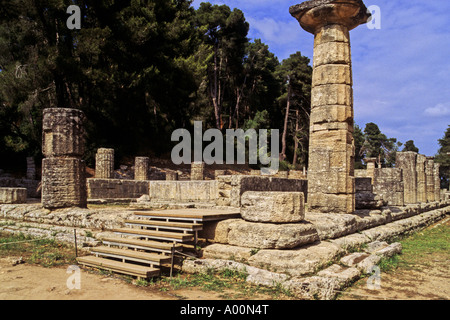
[
  {"left": 416, "top": 154, "right": 427, "bottom": 203},
  {"left": 434, "top": 163, "right": 441, "bottom": 200},
  {"left": 290, "top": 0, "right": 370, "bottom": 213},
  {"left": 41, "top": 108, "right": 87, "bottom": 209},
  {"left": 134, "top": 157, "right": 150, "bottom": 181},
  {"left": 425, "top": 157, "right": 435, "bottom": 202},
  {"left": 364, "top": 158, "right": 377, "bottom": 182},
  {"left": 95, "top": 148, "right": 115, "bottom": 179},
  {"left": 191, "top": 161, "right": 205, "bottom": 180},
  {"left": 396, "top": 152, "right": 417, "bottom": 204}
]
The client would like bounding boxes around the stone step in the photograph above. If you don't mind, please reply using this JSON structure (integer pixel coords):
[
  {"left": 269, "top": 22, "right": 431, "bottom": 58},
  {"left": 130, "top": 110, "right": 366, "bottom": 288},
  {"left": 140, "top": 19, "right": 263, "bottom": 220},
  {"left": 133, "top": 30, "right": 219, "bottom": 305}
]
[
  {"left": 90, "top": 246, "right": 172, "bottom": 267},
  {"left": 112, "top": 228, "right": 194, "bottom": 243},
  {"left": 77, "top": 256, "right": 160, "bottom": 279}
]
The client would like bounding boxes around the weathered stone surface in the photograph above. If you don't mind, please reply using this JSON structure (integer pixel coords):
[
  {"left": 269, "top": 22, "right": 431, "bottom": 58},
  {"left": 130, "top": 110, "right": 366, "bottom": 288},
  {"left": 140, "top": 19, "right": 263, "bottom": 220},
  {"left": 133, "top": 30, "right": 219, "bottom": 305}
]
[
  {"left": 434, "top": 163, "right": 441, "bottom": 201},
  {"left": 306, "top": 212, "right": 357, "bottom": 239},
  {"left": 416, "top": 154, "right": 427, "bottom": 203},
  {"left": 198, "top": 219, "right": 241, "bottom": 244},
  {"left": 134, "top": 157, "right": 150, "bottom": 181},
  {"left": 42, "top": 108, "right": 85, "bottom": 158},
  {"left": 42, "top": 158, "right": 87, "bottom": 209},
  {"left": 202, "top": 244, "right": 257, "bottom": 262},
  {"left": 283, "top": 276, "right": 341, "bottom": 300},
  {"left": 289, "top": 0, "right": 372, "bottom": 214},
  {"left": 317, "top": 264, "right": 361, "bottom": 285},
  {"left": 228, "top": 220, "right": 319, "bottom": 249},
  {"left": 87, "top": 178, "right": 149, "bottom": 200},
  {"left": 425, "top": 157, "right": 435, "bottom": 202},
  {"left": 149, "top": 181, "right": 216, "bottom": 202},
  {"left": 0, "top": 188, "right": 27, "bottom": 204},
  {"left": 372, "top": 168, "right": 404, "bottom": 206},
  {"left": 240, "top": 191, "right": 305, "bottom": 223},
  {"left": 191, "top": 161, "right": 205, "bottom": 180},
  {"left": 95, "top": 148, "right": 115, "bottom": 179},
  {"left": 364, "top": 240, "right": 389, "bottom": 253},
  {"left": 340, "top": 252, "right": 370, "bottom": 267},
  {"left": 372, "top": 242, "right": 402, "bottom": 258},
  {"left": 26, "top": 157, "right": 36, "bottom": 180},
  {"left": 248, "top": 241, "right": 342, "bottom": 277},
  {"left": 356, "top": 254, "right": 381, "bottom": 274},
  {"left": 396, "top": 152, "right": 418, "bottom": 204}
]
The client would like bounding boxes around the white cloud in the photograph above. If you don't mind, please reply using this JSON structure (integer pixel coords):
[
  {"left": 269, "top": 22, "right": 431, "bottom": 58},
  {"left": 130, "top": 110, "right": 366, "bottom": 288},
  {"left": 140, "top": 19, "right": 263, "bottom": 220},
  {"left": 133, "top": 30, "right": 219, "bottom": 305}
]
[{"left": 424, "top": 103, "right": 450, "bottom": 117}]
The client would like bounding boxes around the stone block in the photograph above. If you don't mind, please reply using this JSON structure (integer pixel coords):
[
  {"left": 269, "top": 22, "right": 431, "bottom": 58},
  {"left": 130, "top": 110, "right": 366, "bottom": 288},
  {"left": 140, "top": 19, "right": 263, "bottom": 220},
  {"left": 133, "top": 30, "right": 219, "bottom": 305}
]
[
  {"left": 313, "top": 41, "right": 351, "bottom": 68},
  {"left": 42, "top": 158, "right": 87, "bottom": 209},
  {"left": 311, "top": 84, "right": 353, "bottom": 107},
  {"left": 310, "top": 104, "right": 353, "bottom": 125},
  {"left": 95, "top": 148, "right": 115, "bottom": 179},
  {"left": 396, "top": 152, "right": 418, "bottom": 204},
  {"left": 416, "top": 154, "right": 427, "bottom": 203},
  {"left": 312, "top": 64, "right": 352, "bottom": 87},
  {"left": 134, "top": 157, "right": 150, "bottom": 181},
  {"left": 0, "top": 188, "right": 27, "bottom": 204},
  {"left": 308, "top": 192, "right": 355, "bottom": 214},
  {"left": 227, "top": 220, "right": 319, "bottom": 249},
  {"left": 191, "top": 161, "right": 205, "bottom": 180},
  {"left": 42, "top": 108, "right": 85, "bottom": 158},
  {"left": 240, "top": 191, "right": 305, "bottom": 223},
  {"left": 314, "top": 24, "right": 350, "bottom": 46}
]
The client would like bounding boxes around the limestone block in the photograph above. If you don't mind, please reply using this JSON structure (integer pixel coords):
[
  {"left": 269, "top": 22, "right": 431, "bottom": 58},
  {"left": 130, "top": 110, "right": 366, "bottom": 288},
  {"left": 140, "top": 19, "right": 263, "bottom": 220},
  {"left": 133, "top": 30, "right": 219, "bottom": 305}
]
[
  {"left": 316, "top": 264, "right": 361, "bottom": 285},
  {"left": 313, "top": 41, "right": 351, "bottom": 68},
  {"left": 248, "top": 241, "right": 342, "bottom": 277},
  {"left": 95, "top": 148, "right": 115, "bottom": 179},
  {"left": 42, "top": 108, "right": 85, "bottom": 158},
  {"left": 165, "top": 170, "right": 178, "bottom": 181},
  {"left": 0, "top": 188, "right": 27, "bottom": 204},
  {"left": 227, "top": 220, "right": 319, "bottom": 249},
  {"left": 312, "top": 64, "right": 352, "bottom": 87},
  {"left": 308, "top": 170, "right": 354, "bottom": 195},
  {"left": 202, "top": 244, "right": 256, "bottom": 262},
  {"left": 308, "top": 192, "right": 355, "bottom": 214},
  {"left": 240, "top": 191, "right": 305, "bottom": 223},
  {"left": 434, "top": 163, "right": 441, "bottom": 201},
  {"left": 340, "top": 252, "right": 370, "bottom": 267},
  {"left": 310, "top": 104, "right": 353, "bottom": 125},
  {"left": 314, "top": 23, "right": 350, "bottom": 46},
  {"left": 134, "top": 157, "right": 150, "bottom": 181},
  {"left": 416, "top": 154, "right": 427, "bottom": 203},
  {"left": 42, "top": 158, "right": 87, "bottom": 209},
  {"left": 396, "top": 152, "right": 417, "bottom": 204},
  {"left": 311, "top": 84, "right": 352, "bottom": 107},
  {"left": 191, "top": 161, "right": 205, "bottom": 180},
  {"left": 425, "top": 158, "right": 435, "bottom": 202}
]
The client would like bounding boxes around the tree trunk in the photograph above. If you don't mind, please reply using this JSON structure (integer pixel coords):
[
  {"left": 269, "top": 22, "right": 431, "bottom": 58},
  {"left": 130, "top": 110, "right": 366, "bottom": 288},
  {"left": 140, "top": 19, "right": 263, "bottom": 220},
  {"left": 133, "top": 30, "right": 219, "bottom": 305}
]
[
  {"left": 280, "top": 83, "right": 291, "bottom": 161},
  {"left": 293, "top": 109, "right": 299, "bottom": 166}
]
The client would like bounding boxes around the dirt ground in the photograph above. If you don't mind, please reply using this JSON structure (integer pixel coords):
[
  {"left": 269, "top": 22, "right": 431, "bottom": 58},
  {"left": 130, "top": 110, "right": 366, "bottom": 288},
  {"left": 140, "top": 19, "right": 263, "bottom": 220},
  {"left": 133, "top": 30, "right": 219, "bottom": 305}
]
[{"left": 0, "top": 259, "right": 275, "bottom": 300}]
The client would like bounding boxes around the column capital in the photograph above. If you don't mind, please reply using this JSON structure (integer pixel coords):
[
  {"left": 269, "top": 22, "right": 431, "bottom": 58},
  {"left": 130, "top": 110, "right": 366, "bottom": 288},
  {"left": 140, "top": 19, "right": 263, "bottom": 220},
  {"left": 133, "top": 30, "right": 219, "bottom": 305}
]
[{"left": 290, "top": 0, "right": 371, "bottom": 34}]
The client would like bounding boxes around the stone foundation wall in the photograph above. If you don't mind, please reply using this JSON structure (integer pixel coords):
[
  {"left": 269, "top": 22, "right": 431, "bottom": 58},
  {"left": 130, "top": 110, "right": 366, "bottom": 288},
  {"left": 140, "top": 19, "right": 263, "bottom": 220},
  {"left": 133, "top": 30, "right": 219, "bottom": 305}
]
[
  {"left": 0, "top": 188, "right": 27, "bottom": 204},
  {"left": 372, "top": 168, "right": 404, "bottom": 206},
  {"left": 149, "top": 181, "right": 217, "bottom": 202},
  {"left": 216, "top": 175, "right": 308, "bottom": 207},
  {"left": 0, "top": 178, "right": 40, "bottom": 198},
  {"left": 87, "top": 178, "right": 149, "bottom": 200}
]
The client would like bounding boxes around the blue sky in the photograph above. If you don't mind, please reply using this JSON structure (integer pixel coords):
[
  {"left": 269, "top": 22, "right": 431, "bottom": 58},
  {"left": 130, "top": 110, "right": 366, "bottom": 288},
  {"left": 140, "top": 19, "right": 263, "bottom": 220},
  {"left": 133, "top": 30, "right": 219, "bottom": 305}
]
[{"left": 192, "top": 0, "right": 450, "bottom": 157}]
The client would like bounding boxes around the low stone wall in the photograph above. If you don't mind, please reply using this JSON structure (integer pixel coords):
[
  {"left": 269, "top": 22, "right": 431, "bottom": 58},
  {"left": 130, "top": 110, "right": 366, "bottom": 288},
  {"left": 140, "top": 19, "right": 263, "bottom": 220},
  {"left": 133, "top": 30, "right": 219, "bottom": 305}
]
[
  {"left": 87, "top": 178, "right": 149, "bottom": 200},
  {"left": 0, "top": 178, "right": 40, "bottom": 198},
  {"left": 149, "top": 181, "right": 217, "bottom": 202},
  {"left": 0, "top": 188, "right": 27, "bottom": 204},
  {"left": 216, "top": 175, "right": 308, "bottom": 207}
]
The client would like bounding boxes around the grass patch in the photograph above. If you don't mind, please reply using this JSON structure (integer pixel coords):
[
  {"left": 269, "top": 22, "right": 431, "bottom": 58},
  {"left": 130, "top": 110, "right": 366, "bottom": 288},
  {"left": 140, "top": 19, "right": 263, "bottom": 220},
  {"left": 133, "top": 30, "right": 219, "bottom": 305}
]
[{"left": 0, "top": 232, "right": 77, "bottom": 267}]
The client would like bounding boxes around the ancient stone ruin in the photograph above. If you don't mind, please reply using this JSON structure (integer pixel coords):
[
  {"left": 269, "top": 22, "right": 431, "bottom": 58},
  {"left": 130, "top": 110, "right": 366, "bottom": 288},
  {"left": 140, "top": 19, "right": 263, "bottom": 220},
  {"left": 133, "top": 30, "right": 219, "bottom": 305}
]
[
  {"left": 41, "top": 108, "right": 87, "bottom": 209},
  {"left": 0, "top": 0, "right": 449, "bottom": 300},
  {"left": 290, "top": 0, "right": 371, "bottom": 214}
]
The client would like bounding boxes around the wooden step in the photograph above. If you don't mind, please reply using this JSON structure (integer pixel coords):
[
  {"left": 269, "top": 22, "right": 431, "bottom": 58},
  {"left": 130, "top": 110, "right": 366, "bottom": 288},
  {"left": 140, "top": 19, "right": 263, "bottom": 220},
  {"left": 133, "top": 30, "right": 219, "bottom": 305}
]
[
  {"left": 125, "top": 219, "right": 203, "bottom": 232},
  {"left": 112, "top": 228, "right": 194, "bottom": 242},
  {"left": 77, "top": 256, "right": 160, "bottom": 279},
  {"left": 101, "top": 237, "right": 182, "bottom": 254},
  {"left": 90, "top": 246, "right": 172, "bottom": 267},
  {"left": 133, "top": 209, "right": 240, "bottom": 222}
]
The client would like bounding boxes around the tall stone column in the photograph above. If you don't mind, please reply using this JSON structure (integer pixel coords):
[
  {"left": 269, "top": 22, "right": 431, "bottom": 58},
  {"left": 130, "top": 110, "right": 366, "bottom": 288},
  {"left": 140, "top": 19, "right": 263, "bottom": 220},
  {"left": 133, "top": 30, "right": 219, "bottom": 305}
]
[
  {"left": 41, "top": 108, "right": 87, "bottom": 209},
  {"left": 134, "top": 157, "right": 150, "bottom": 181},
  {"left": 434, "top": 162, "right": 441, "bottom": 201},
  {"left": 425, "top": 157, "right": 435, "bottom": 202},
  {"left": 290, "top": 0, "right": 370, "bottom": 214},
  {"left": 396, "top": 152, "right": 418, "bottom": 204},
  {"left": 95, "top": 148, "right": 115, "bottom": 179},
  {"left": 416, "top": 154, "right": 427, "bottom": 203}
]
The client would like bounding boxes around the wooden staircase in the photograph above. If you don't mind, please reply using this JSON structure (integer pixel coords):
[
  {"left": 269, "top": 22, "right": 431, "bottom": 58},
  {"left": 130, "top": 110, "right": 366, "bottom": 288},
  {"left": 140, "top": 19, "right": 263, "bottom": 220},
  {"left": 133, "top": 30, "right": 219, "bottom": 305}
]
[{"left": 77, "top": 209, "right": 240, "bottom": 280}]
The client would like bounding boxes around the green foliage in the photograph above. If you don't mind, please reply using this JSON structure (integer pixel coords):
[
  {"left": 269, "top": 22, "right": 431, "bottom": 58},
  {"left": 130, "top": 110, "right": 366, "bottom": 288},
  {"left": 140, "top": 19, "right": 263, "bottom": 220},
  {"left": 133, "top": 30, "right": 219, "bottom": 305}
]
[
  {"left": 434, "top": 125, "right": 450, "bottom": 188},
  {"left": 402, "top": 140, "right": 419, "bottom": 153}
]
